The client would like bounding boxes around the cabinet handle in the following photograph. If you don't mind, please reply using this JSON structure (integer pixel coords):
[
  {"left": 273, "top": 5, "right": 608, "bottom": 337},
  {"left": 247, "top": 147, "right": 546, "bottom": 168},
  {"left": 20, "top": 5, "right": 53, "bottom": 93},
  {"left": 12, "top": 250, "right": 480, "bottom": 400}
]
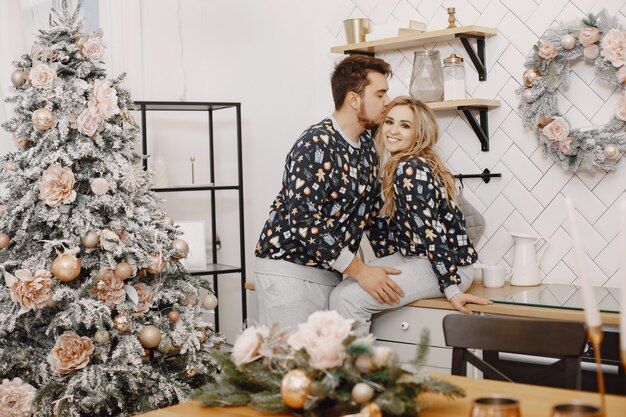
[{"left": 400, "top": 321, "right": 409, "bottom": 330}]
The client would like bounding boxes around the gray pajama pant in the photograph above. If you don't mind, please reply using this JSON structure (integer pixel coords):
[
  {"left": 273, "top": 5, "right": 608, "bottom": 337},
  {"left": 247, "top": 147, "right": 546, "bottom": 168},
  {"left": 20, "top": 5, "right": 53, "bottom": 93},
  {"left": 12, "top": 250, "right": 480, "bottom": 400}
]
[{"left": 329, "top": 253, "right": 473, "bottom": 335}]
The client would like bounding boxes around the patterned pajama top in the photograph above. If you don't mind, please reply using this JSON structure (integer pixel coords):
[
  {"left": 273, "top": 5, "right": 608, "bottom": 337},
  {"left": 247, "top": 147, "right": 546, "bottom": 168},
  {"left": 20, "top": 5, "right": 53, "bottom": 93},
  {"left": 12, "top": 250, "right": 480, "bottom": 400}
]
[
  {"left": 255, "top": 117, "right": 379, "bottom": 272},
  {"left": 370, "top": 157, "right": 477, "bottom": 295}
]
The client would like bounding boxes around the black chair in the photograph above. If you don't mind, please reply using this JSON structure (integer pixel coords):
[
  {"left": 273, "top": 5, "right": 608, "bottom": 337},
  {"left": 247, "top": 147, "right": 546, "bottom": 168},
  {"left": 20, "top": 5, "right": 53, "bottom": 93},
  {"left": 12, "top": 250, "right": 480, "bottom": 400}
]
[{"left": 442, "top": 314, "right": 588, "bottom": 389}]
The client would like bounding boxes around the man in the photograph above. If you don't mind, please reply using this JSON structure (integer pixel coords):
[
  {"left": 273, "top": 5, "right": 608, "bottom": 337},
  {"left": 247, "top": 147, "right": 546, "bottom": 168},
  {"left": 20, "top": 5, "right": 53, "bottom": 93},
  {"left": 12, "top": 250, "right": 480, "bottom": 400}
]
[{"left": 254, "top": 55, "right": 404, "bottom": 328}]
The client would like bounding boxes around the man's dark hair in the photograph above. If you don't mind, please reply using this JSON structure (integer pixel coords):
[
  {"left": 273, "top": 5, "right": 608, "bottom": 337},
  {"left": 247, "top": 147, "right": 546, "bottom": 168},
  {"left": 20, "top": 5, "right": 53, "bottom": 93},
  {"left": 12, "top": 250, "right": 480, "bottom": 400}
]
[{"left": 330, "top": 55, "right": 392, "bottom": 110}]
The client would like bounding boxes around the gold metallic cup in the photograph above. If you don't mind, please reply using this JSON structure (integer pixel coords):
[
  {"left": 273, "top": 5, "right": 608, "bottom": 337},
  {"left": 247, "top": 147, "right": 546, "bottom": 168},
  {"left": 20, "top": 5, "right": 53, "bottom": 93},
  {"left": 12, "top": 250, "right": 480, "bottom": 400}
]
[
  {"left": 470, "top": 396, "right": 521, "bottom": 417},
  {"left": 551, "top": 402, "right": 602, "bottom": 417},
  {"left": 343, "top": 18, "right": 371, "bottom": 44}
]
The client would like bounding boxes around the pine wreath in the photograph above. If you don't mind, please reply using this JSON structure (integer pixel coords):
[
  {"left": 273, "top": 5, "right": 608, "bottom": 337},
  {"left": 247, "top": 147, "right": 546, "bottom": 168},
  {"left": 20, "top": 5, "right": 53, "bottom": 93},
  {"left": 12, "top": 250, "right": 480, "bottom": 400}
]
[{"left": 517, "top": 10, "right": 626, "bottom": 173}]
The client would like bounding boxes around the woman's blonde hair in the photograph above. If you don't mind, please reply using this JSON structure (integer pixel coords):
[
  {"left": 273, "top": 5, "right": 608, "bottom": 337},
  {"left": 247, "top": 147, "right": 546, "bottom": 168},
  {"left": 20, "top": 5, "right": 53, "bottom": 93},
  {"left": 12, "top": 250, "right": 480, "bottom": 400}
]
[{"left": 375, "top": 96, "right": 457, "bottom": 218}]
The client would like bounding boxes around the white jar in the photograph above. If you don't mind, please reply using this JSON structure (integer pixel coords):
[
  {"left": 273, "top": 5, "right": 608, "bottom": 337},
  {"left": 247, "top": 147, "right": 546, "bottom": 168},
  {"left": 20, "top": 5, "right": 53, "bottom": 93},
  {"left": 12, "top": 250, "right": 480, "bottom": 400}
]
[{"left": 443, "top": 53, "right": 466, "bottom": 101}]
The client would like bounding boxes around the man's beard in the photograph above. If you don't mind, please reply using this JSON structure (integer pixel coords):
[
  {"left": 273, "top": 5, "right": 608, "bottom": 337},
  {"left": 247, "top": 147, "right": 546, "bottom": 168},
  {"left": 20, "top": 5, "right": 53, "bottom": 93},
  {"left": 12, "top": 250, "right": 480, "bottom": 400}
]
[{"left": 357, "top": 102, "right": 380, "bottom": 130}]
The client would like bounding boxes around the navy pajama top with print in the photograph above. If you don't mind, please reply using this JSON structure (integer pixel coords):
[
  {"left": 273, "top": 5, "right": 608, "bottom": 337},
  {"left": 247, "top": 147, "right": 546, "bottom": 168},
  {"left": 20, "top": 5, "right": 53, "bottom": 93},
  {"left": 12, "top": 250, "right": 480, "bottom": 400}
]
[
  {"left": 370, "top": 157, "right": 477, "bottom": 294},
  {"left": 255, "top": 117, "right": 379, "bottom": 272}
]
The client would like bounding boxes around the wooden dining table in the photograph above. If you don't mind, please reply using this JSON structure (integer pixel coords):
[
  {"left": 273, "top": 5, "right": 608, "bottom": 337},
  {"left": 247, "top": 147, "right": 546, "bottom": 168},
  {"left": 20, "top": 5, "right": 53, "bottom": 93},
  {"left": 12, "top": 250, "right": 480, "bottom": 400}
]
[{"left": 135, "top": 374, "right": 626, "bottom": 417}]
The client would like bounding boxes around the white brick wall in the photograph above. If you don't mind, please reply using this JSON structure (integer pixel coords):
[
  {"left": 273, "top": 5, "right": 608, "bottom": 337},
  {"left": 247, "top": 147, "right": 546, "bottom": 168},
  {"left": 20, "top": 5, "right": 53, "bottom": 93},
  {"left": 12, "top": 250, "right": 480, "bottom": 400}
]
[{"left": 335, "top": 0, "right": 626, "bottom": 288}]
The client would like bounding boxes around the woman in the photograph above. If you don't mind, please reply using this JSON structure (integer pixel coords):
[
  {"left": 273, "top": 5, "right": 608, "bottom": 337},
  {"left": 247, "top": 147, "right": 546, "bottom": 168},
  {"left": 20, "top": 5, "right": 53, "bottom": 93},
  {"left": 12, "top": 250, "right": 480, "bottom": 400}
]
[{"left": 329, "top": 96, "right": 491, "bottom": 335}]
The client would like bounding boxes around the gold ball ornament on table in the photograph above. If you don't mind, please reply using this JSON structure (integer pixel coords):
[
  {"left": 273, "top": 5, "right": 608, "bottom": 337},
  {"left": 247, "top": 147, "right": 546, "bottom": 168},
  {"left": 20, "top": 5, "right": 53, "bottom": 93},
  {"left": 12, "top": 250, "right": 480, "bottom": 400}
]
[
  {"left": 604, "top": 144, "right": 621, "bottom": 161},
  {"left": 171, "top": 238, "right": 189, "bottom": 259},
  {"left": 167, "top": 309, "right": 180, "bottom": 323},
  {"left": 94, "top": 329, "right": 110, "bottom": 344},
  {"left": 522, "top": 68, "right": 541, "bottom": 87},
  {"left": 51, "top": 252, "right": 81, "bottom": 282},
  {"left": 0, "top": 233, "right": 10, "bottom": 249},
  {"left": 113, "top": 315, "right": 130, "bottom": 331},
  {"left": 138, "top": 325, "right": 162, "bottom": 348},
  {"left": 81, "top": 230, "right": 99, "bottom": 248},
  {"left": 560, "top": 34, "right": 576, "bottom": 50},
  {"left": 32, "top": 108, "right": 55, "bottom": 131},
  {"left": 352, "top": 382, "right": 375, "bottom": 404},
  {"left": 202, "top": 293, "right": 218, "bottom": 310},
  {"left": 146, "top": 252, "right": 164, "bottom": 274},
  {"left": 114, "top": 261, "right": 133, "bottom": 280},
  {"left": 280, "top": 369, "right": 312, "bottom": 409},
  {"left": 10, "top": 69, "right": 28, "bottom": 86}
]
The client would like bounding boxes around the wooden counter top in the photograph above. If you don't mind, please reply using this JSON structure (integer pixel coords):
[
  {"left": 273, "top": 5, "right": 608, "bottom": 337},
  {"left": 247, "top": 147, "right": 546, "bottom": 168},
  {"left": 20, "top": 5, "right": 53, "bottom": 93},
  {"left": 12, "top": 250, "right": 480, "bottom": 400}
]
[{"left": 408, "top": 283, "right": 620, "bottom": 326}]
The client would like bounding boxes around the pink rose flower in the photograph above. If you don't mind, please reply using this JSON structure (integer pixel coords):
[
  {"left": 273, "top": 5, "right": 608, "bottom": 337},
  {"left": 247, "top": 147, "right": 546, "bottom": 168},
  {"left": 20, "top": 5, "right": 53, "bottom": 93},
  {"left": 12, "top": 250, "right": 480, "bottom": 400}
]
[
  {"left": 579, "top": 26, "right": 600, "bottom": 47},
  {"left": 76, "top": 108, "right": 102, "bottom": 137},
  {"left": 287, "top": 310, "right": 354, "bottom": 370},
  {"left": 47, "top": 331, "right": 94, "bottom": 376},
  {"left": 39, "top": 163, "right": 77, "bottom": 207},
  {"left": 0, "top": 377, "right": 36, "bottom": 417},
  {"left": 99, "top": 229, "right": 120, "bottom": 251},
  {"left": 558, "top": 137, "right": 575, "bottom": 155},
  {"left": 132, "top": 283, "right": 153, "bottom": 317},
  {"left": 81, "top": 37, "right": 104, "bottom": 62},
  {"left": 616, "top": 93, "right": 626, "bottom": 122},
  {"left": 231, "top": 326, "right": 269, "bottom": 366},
  {"left": 30, "top": 44, "right": 50, "bottom": 62},
  {"left": 10, "top": 269, "right": 53, "bottom": 314},
  {"left": 28, "top": 64, "right": 55, "bottom": 89},
  {"left": 88, "top": 79, "right": 120, "bottom": 120},
  {"left": 89, "top": 268, "right": 125, "bottom": 306},
  {"left": 538, "top": 41, "right": 558, "bottom": 62},
  {"left": 542, "top": 116, "right": 570, "bottom": 142},
  {"left": 617, "top": 66, "right": 626, "bottom": 84},
  {"left": 600, "top": 29, "right": 626, "bottom": 68}
]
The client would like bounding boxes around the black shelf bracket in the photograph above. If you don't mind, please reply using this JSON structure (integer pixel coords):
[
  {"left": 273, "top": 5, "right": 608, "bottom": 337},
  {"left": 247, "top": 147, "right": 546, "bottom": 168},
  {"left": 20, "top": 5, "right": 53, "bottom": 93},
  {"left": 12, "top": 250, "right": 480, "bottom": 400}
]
[
  {"left": 456, "top": 34, "right": 487, "bottom": 81},
  {"left": 346, "top": 50, "right": 375, "bottom": 57},
  {"left": 458, "top": 105, "right": 490, "bottom": 151}
]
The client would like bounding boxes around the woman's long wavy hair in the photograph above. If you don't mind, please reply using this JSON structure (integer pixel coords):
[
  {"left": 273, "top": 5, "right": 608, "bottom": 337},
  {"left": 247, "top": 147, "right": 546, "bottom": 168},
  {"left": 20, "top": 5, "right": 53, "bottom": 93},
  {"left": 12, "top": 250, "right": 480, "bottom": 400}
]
[{"left": 375, "top": 96, "right": 457, "bottom": 218}]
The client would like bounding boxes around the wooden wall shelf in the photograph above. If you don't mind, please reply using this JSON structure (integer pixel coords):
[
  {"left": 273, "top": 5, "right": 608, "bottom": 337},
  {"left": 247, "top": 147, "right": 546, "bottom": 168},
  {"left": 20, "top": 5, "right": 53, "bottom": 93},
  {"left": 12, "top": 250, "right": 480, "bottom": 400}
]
[{"left": 426, "top": 99, "right": 500, "bottom": 111}]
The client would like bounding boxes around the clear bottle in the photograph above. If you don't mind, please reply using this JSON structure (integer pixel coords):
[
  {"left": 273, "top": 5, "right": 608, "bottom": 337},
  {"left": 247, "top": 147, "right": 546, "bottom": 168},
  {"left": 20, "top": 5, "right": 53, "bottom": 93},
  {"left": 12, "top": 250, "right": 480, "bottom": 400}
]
[
  {"left": 443, "top": 53, "right": 466, "bottom": 101},
  {"left": 409, "top": 50, "right": 444, "bottom": 103}
]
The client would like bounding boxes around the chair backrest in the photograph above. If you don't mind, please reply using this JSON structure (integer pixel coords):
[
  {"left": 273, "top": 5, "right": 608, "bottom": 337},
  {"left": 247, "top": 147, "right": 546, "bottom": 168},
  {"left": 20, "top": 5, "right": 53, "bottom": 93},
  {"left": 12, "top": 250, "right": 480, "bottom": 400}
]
[{"left": 442, "top": 314, "right": 588, "bottom": 390}]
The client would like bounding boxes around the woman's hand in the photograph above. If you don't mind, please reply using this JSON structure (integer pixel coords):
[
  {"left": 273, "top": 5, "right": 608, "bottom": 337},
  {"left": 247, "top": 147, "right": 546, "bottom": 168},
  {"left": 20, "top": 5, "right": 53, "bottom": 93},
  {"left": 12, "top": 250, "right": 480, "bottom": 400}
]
[{"left": 449, "top": 293, "right": 493, "bottom": 314}]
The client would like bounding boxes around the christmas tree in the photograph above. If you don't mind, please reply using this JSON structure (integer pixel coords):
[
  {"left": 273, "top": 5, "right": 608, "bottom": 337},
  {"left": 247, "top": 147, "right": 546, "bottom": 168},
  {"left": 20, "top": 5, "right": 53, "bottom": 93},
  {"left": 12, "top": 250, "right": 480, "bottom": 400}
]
[{"left": 0, "top": 5, "right": 221, "bottom": 417}]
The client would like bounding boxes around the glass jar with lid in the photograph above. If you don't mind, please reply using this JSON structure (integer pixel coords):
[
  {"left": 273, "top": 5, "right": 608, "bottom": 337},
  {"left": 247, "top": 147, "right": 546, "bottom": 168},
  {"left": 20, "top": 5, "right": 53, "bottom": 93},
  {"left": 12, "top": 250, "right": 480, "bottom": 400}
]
[{"left": 443, "top": 53, "right": 466, "bottom": 101}]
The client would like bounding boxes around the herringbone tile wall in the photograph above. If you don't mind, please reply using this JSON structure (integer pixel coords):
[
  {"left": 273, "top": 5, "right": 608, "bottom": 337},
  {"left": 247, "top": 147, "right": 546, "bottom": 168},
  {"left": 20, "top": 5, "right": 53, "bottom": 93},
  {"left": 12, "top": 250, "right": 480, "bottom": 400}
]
[{"left": 326, "top": 0, "right": 626, "bottom": 288}]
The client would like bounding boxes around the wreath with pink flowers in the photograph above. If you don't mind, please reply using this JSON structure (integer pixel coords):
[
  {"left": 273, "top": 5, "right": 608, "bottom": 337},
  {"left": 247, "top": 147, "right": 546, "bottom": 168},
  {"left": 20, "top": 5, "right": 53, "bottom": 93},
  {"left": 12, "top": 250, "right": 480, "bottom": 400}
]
[{"left": 517, "top": 11, "right": 626, "bottom": 172}]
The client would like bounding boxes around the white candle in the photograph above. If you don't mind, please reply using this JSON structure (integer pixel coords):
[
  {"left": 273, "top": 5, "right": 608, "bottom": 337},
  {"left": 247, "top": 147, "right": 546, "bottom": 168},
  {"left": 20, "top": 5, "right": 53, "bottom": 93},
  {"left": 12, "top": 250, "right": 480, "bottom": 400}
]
[
  {"left": 619, "top": 197, "right": 626, "bottom": 351},
  {"left": 565, "top": 197, "right": 602, "bottom": 328}
]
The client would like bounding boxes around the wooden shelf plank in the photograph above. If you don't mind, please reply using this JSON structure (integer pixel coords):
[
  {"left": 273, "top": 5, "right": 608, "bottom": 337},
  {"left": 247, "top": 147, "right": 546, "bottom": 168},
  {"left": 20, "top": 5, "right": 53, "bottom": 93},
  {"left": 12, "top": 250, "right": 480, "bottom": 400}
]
[
  {"left": 426, "top": 98, "right": 501, "bottom": 111},
  {"left": 330, "top": 25, "right": 497, "bottom": 54}
]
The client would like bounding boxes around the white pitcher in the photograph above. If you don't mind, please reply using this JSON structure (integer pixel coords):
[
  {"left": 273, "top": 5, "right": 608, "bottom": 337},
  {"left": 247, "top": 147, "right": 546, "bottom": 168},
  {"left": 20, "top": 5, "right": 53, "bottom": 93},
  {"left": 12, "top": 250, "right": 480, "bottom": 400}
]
[{"left": 509, "top": 232, "right": 548, "bottom": 287}]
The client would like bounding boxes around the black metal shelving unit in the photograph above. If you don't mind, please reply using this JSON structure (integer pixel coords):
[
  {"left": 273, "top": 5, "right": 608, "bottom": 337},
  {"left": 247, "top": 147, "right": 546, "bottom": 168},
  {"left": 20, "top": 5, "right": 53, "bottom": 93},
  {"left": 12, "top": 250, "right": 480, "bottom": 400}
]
[{"left": 134, "top": 101, "right": 246, "bottom": 332}]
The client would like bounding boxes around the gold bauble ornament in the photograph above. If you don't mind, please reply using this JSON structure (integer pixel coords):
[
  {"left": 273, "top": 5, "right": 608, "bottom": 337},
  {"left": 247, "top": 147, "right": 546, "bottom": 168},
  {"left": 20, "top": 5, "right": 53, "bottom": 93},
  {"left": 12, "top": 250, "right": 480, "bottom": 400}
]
[
  {"left": 561, "top": 34, "right": 576, "bottom": 50},
  {"left": 163, "top": 216, "right": 174, "bottom": 226},
  {"left": 146, "top": 252, "right": 164, "bottom": 274},
  {"left": 352, "top": 383, "right": 375, "bottom": 404},
  {"left": 360, "top": 402, "right": 382, "bottom": 417},
  {"left": 522, "top": 68, "right": 541, "bottom": 87},
  {"left": 90, "top": 178, "right": 109, "bottom": 195},
  {"left": 114, "top": 262, "right": 133, "bottom": 280},
  {"left": 10, "top": 69, "right": 28, "bottom": 86},
  {"left": 51, "top": 253, "right": 81, "bottom": 282},
  {"left": 604, "top": 144, "right": 621, "bottom": 161},
  {"left": 184, "top": 364, "right": 197, "bottom": 377},
  {"left": 202, "top": 293, "right": 218, "bottom": 310},
  {"left": 0, "top": 233, "right": 10, "bottom": 249},
  {"left": 138, "top": 325, "right": 162, "bottom": 348},
  {"left": 180, "top": 293, "right": 196, "bottom": 306},
  {"left": 171, "top": 238, "right": 189, "bottom": 259},
  {"left": 113, "top": 315, "right": 130, "bottom": 331},
  {"left": 522, "top": 88, "right": 535, "bottom": 103},
  {"left": 32, "top": 108, "right": 55, "bottom": 131},
  {"left": 280, "top": 369, "right": 311, "bottom": 409},
  {"left": 195, "top": 328, "right": 207, "bottom": 343},
  {"left": 94, "top": 329, "right": 110, "bottom": 344},
  {"left": 81, "top": 230, "right": 99, "bottom": 248},
  {"left": 157, "top": 337, "right": 173, "bottom": 353},
  {"left": 167, "top": 310, "right": 180, "bottom": 323},
  {"left": 4, "top": 160, "right": 16, "bottom": 171}
]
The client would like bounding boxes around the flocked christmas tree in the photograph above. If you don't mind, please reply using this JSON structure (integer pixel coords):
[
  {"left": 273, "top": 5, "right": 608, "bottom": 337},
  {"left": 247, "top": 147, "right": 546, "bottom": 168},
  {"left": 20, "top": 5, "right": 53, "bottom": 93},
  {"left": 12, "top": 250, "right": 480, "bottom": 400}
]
[{"left": 0, "top": 5, "right": 221, "bottom": 417}]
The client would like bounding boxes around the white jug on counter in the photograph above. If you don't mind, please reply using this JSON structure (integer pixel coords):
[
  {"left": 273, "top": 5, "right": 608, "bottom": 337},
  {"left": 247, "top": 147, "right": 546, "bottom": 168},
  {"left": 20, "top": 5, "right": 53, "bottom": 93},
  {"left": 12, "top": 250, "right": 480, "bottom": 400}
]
[{"left": 509, "top": 232, "right": 548, "bottom": 286}]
